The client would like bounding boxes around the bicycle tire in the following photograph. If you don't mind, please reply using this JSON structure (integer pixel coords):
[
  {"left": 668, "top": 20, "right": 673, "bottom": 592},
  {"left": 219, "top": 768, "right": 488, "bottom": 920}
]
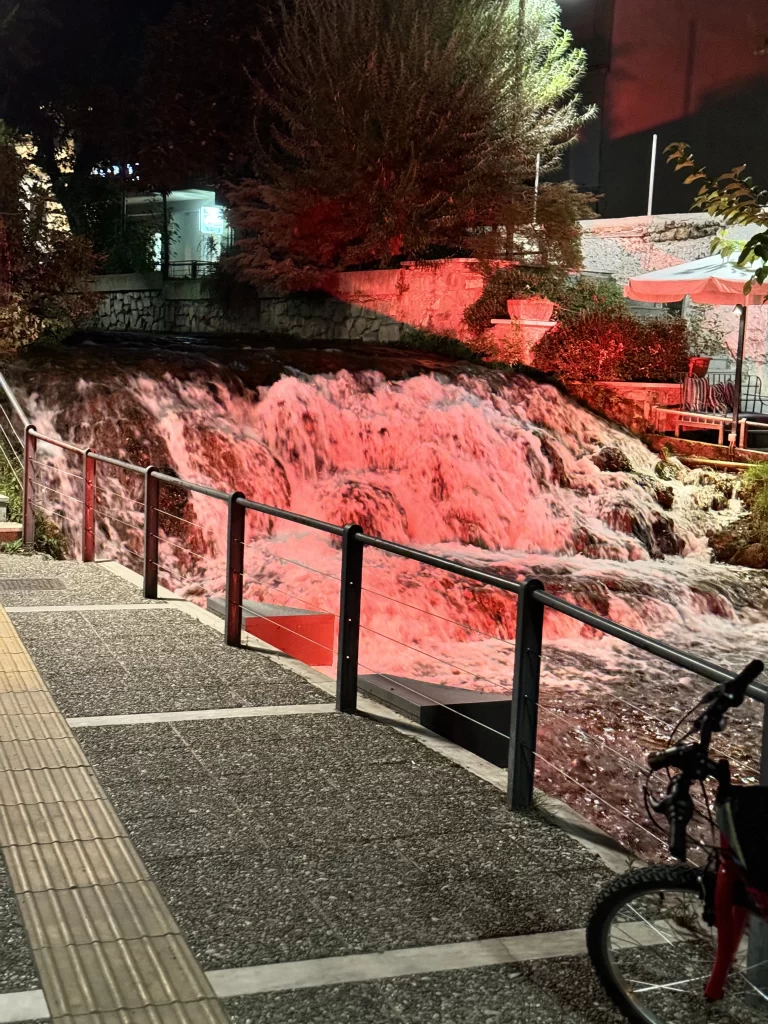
[{"left": 587, "top": 864, "right": 710, "bottom": 1024}]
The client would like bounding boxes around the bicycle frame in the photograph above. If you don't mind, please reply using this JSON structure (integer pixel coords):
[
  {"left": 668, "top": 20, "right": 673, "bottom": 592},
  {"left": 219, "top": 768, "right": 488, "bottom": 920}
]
[{"left": 705, "top": 837, "right": 750, "bottom": 1001}]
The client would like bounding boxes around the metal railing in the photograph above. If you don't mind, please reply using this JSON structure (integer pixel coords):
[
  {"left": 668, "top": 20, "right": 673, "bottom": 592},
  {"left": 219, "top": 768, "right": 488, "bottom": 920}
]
[
  {"left": 165, "top": 261, "right": 218, "bottom": 280},
  {"left": 1, "top": 371, "right": 766, "bottom": 822}
]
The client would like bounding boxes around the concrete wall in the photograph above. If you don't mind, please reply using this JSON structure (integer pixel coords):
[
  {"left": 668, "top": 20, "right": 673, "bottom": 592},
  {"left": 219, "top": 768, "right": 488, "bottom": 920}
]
[
  {"left": 560, "top": 0, "right": 768, "bottom": 218},
  {"left": 84, "top": 260, "right": 489, "bottom": 344}
]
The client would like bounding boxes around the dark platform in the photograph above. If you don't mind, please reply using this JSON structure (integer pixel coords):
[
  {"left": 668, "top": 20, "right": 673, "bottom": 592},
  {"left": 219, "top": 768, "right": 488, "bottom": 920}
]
[{"left": 359, "top": 674, "right": 511, "bottom": 767}]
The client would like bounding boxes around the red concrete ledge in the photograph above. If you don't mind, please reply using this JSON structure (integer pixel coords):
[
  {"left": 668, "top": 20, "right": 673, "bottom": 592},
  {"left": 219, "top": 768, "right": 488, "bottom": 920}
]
[{"left": 206, "top": 597, "right": 335, "bottom": 666}]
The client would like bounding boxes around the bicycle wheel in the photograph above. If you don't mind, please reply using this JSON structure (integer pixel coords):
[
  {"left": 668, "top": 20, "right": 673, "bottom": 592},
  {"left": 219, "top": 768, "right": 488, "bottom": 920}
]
[{"left": 587, "top": 865, "right": 768, "bottom": 1024}]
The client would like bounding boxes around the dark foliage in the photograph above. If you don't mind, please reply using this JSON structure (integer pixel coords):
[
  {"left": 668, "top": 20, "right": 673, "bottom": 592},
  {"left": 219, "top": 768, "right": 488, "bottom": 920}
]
[
  {"left": 533, "top": 310, "right": 690, "bottom": 383},
  {"left": 227, "top": 0, "right": 594, "bottom": 289}
]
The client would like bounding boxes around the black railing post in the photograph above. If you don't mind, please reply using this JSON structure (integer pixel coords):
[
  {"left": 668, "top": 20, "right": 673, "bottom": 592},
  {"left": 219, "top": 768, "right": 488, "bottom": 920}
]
[
  {"left": 143, "top": 467, "right": 159, "bottom": 599},
  {"left": 336, "top": 524, "right": 364, "bottom": 713},
  {"left": 508, "top": 577, "right": 545, "bottom": 811},
  {"left": 82, "top": 450, "right": 95, "bottom": 562},
  {"left": 225, "top": 492, "right": 246, "bottom": 647},
  {"left": 22, "top": 426, "right": 37, "bottom": 551},
  {"left": 748, "top": 700, "right": 768, "bottom": 996}
]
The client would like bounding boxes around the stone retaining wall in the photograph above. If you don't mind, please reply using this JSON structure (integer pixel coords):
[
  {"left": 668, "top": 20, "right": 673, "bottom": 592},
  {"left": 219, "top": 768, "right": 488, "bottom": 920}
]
[
  {"left": 86, "top": 214, "right": 745, "bottom": 344},
  {"left": 86, "top": 261, "right": 487, "bottom": 343}
]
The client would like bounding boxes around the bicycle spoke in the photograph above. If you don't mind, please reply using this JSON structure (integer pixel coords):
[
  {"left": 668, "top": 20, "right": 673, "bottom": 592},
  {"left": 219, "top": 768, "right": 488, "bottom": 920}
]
[{"left": 589, "top": 868, "right": 768, "bottom": 1024}]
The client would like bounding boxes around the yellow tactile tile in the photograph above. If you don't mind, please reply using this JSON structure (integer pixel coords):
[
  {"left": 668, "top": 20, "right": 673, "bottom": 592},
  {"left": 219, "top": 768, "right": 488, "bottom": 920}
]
[
  {"left": 36, "top": 935, "right": 214, "bottom": 1017},
  {"left": 19, "top": 882, "right": 180, "bottom": 948},
  {"left": 0, "top": 605, "right": 230, "bottom": 1024},
  {"left": 5, "top": 837, "right": 150, "bottom": 892},
  {"left": 0, "top": 690, "right": 59, "bottom": 716},
  {"left": 0, "top": 666, "right": 48, "bottom": 692},
  {"left": 0, "top": 712, "right": 72, "bottom": 742},
  {"left": 0, "top": 736, "right": 88, "bottom": 771},
  {"left": 0, "top": 766, "right": 107, "bottom": 806},
  {"left": 0, "top": 799, "right": 126, "bottom": 847},
  {"left": 55, "top": 999, "right": 230, "bottom": 1024},
  {"left": 0, "top": 634, "right": 33, "bottom": 657}
]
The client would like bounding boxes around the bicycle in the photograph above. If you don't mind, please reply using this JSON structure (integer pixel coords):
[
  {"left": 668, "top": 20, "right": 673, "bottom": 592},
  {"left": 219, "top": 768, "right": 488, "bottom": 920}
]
[{"left": 587, "top": 658, "right": 768, "bottom": 1023}]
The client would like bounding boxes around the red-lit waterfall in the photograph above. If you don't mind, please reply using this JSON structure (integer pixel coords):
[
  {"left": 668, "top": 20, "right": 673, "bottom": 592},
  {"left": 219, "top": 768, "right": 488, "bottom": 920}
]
[{"left": 17, "top": 342, "right": 768, "bottom": 851}]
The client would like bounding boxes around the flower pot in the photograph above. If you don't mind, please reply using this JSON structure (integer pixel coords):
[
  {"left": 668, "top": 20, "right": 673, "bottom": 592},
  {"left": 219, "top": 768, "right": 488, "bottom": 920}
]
[
  {"left": 507, "top": 297, "right": 555, "bottom": 322},
  {"left": 688, "top": 357, "right": 711, "bottom": 378}
]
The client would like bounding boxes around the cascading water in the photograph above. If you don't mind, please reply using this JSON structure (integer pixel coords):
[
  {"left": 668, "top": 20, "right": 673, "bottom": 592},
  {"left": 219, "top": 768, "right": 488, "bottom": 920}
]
[{"left": 16, "top": 339, "right": 768, "bottom": 852}]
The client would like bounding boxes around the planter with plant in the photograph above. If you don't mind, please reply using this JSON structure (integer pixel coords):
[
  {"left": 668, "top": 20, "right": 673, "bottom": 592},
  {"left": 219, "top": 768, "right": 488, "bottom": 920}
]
[{"left": 463, "top": 265, "right": 567, "bottom": 335}]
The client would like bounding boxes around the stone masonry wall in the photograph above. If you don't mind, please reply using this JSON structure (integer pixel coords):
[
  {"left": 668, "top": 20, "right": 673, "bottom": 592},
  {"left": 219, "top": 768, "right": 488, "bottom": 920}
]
[
  {"left": 88, "top": 214, "right": 757, "bottom": 345},
  {"left": 86, "top": 260, "right": 488, "bottom": 343},
  {"left": 90, "top": 287, "right": 405, "bottom": 342}
]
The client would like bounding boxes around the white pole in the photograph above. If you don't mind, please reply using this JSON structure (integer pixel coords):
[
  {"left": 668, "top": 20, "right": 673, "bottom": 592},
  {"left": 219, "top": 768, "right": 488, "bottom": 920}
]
[
  {"left": 647, "top": 134, "right": 658, "bottom": 217},
  {"left": 533, "top": 153, "right": 541, "bottom": 225}
]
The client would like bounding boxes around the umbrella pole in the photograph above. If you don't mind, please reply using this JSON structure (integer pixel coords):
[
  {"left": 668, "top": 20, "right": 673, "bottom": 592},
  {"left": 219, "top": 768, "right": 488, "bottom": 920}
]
[{"left": 731, "top": 304, "right": 747, "bottom": 448}]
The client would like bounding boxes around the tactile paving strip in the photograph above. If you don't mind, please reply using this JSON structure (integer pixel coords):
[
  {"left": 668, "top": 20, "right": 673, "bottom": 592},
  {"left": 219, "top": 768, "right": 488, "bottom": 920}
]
[{"left": 0, "top": 607, "right": 230, "bottom": 1024}]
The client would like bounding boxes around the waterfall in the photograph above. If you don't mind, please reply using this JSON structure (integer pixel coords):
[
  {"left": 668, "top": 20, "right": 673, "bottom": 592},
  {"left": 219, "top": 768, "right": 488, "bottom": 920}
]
[{"left": 20, "top": 345, "right": 767, "bottom": 852}]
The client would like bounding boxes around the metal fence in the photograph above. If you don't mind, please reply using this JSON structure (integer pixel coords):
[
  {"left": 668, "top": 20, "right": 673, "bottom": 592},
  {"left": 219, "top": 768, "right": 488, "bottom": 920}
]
[
  {"left": 1, "top": 371, "right": 766, "bottom": 828},
  {"left": 165, "top": 261, "right": 218, "bottom": 280}
]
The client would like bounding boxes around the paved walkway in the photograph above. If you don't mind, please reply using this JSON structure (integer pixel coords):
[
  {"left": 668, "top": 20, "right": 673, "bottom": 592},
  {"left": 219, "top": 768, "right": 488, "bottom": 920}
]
[{"left": 0, "top": 555, "right": 623, "bottom": 1024}]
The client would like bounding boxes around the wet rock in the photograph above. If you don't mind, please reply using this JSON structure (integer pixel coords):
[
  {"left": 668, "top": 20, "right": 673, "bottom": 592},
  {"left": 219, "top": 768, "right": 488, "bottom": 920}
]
[
  {"left": 651, "top": 515, "right": 685, "bottom": 557},
  {"left": 708, "top": 520, "right": 754, "bottom": 563},
  {"left": 654, "top": 486, "right": 674, "bottom": 510},
  {"left": 591, "top": 446, "right": 632, "bottom": 473},
  {"left": 710, "top": 493, "right": 729, "bottom": 512},
  {"left": 654, "top": 457, "right": 685, "bottom": 481},
  {"left": 730, "top": 543, "right": 768, "bottom": 569}
]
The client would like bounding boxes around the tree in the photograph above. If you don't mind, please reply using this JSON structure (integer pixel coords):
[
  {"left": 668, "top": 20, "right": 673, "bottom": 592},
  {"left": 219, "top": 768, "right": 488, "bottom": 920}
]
[
  {"left": 0, "top": 0, "right": 173, "bottom": 235},
  {"left": 226, "top": 0, "right": 594, "bottom": 289},
  {"left": 136, "top": 0, "right": 266, "bottom": 193},
  {"left": 666, "top": 142, "right": 768, "bottom": 290},
  {"left": 0, "top": 124, "right": 97, "bottom": 355}
]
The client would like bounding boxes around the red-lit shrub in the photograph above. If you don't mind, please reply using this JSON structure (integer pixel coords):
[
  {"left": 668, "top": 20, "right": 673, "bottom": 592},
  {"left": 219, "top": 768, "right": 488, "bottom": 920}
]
[{"left": 532, "top": 310, "right": 690, "bottom": 383}]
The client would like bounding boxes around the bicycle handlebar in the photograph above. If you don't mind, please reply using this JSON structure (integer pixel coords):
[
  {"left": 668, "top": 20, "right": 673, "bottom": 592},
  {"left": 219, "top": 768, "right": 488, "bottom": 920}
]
[{"left": 646, "top": 660, "right": 763, "bottom": 862}]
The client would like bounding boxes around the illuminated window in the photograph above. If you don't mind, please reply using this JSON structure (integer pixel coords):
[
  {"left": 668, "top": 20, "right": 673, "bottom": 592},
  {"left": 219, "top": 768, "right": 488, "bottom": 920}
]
[
  {"left": 200, "top": 206, "right": 226, "bottom": 235},
  {"left": 152, "top": 232, "right": 163, "bottom": 270}
]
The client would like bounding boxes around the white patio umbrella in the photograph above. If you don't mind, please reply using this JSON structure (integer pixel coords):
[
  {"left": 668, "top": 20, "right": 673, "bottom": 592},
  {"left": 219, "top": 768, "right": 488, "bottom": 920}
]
[{"left": 625, "top": 254, "right": 768, "bottom": 447}]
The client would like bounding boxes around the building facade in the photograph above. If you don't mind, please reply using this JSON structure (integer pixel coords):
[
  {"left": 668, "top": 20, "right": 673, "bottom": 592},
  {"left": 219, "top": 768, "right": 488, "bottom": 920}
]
[{"left": 559, "top": 0, "right": 768, "bottom": 216}]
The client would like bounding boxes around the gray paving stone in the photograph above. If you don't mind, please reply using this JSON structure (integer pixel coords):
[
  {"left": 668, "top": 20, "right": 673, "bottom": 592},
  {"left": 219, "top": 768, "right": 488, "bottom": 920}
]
[
  {"left": 224, "top": 986, "right": 391, "bottom": 1024},
  {"left": 398, "top": 830, "right": 612, "bottom": 933},
  {"left": 148, "top": 852, "right": 344, "bottom": 971},
  {"left": 0, "top": 555, "right": 147, "bottom": 606},
  {"left": 279, "top": 839, "right": 505, "bottom": 954},
  {"left": 11, "top": 610, "right": 331, "bottom": 716},
  {"left": 74, "top": 723, "right": 187, "bottom": 758},
  {"left": 371, "top": 964, "right": 603, "bottom": 1023},
  {"left": 175, "top": 713, "right": 435, "bottom": 769},
  {"left": 521, "top": 955, "right": 623, "bottom": 1024},
  {"left": 76, "top": 713, "right": 609, "bottom": 970}
]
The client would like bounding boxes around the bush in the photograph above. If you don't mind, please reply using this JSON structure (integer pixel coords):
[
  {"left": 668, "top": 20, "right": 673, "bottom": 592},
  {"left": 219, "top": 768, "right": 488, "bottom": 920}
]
[
  {"left": 742, "top": 463, "right": 768, "bottom": 543},
  {"left": 0, "top": 457, "right": 68, "bottom": 559},
  {"left": 226, "top": 0, "right": 594, "bottom": 288},
  {"left": 555, "top": 276, "right": 627, "bottom": 322},
  {"left": 533, "top": 310, "right": 690, "bottom": 382}
]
